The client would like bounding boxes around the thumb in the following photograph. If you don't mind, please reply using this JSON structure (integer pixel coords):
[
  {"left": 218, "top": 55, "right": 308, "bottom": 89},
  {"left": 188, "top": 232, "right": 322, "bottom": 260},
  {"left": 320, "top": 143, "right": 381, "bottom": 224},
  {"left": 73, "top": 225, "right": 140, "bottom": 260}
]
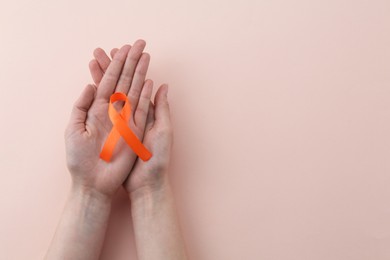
[
  {"left": 154, "top": 84, "right": 171, "bottom": 126},
  {"left": 68, "top": 84, "right": 96, "bottom": 132}
]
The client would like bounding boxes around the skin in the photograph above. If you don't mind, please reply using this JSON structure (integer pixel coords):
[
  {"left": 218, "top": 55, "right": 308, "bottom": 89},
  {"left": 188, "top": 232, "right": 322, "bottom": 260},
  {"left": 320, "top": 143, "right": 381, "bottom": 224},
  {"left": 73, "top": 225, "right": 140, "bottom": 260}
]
[
  {"left": 90, "top": 47, "right": 173, "bottom": 195},
  {"left": 91, "top": 48, "right": 188, "bottom": 260},
  {"left": 45, "top": 39, "right": 187, "bottom": 260}
]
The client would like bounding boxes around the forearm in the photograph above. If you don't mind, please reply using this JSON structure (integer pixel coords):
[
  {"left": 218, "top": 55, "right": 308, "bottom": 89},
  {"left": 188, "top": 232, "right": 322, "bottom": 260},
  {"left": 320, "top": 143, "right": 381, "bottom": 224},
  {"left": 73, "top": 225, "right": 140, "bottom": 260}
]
[
  {"left": 130, "top": 174, "right": 188, "bottom": 260},
  {"left": 45, "top": 184, "right": 111, "bottom": 260}
]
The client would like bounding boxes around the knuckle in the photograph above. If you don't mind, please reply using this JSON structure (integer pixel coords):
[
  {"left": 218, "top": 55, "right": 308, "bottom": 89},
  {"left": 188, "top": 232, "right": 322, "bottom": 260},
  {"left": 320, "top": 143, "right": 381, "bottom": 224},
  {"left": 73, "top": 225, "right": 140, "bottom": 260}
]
[
  {"left": 156, "top": 126, "right": 173, "bottom": 137},
  {"left": 136, "top": 107, "right": 147, "bottom": 117},
  {"left": 120, "top": 73, "right": 132, "bottom": 83},
  {"left": 135, "top": 66, "right": 147, "bottom": 77},
  {"left": 105, "top": 71, "right": 117, "bottom": 81},
  {"left": 129, "top": 88, "right": 141, "bottom": 99},
  {"left": 129, "top": 54, "right": 139, "bottom": 63}
]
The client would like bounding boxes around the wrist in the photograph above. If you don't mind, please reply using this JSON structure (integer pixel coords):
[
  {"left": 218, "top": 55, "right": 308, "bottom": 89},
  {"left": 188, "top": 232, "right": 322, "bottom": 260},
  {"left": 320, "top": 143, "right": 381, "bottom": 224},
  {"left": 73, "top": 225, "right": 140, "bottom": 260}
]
[
  {"left": 70, "top": 182, "right": 112, "bottom": 207},
  {"left": 129, "top": 171, "right": 171, "bottom": 202},
  {"left": 129, "top": 178, "right": 174, "bottom": 222}
]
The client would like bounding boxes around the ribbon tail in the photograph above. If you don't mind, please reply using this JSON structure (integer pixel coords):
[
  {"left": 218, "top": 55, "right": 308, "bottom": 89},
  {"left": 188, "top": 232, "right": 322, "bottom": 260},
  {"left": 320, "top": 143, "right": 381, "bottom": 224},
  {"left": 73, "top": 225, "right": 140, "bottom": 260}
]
[
  {"left": 99, "top": 128, "right": 121, "bottom": 162},
  {"left": 114, "top": 118, "right": 152, "bottom": 161}
]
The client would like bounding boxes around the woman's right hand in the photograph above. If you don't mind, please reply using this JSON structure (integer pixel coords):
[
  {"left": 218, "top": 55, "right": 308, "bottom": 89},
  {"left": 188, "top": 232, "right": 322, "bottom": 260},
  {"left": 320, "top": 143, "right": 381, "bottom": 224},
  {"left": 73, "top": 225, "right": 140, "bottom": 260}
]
[{"left": 124, "top": 83, "right": 173, "bottom": 195}]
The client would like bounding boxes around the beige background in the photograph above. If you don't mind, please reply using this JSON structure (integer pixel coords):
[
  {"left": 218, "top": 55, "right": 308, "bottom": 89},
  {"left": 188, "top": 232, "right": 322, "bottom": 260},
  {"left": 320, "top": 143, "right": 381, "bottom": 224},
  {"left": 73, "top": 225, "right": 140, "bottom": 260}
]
[{"left": 1, "top": 0, "right": 390, "bottom": 259}]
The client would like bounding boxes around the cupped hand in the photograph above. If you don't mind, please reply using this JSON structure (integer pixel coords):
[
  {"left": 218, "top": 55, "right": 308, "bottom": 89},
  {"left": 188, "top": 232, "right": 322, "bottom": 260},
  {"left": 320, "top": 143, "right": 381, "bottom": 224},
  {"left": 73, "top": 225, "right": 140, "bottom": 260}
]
[
  {"left": 89, "top": 48, "right": 173, "bottom": 195},
  {"left": 65, "top": 39, "right": 153, "bottom": 198}
]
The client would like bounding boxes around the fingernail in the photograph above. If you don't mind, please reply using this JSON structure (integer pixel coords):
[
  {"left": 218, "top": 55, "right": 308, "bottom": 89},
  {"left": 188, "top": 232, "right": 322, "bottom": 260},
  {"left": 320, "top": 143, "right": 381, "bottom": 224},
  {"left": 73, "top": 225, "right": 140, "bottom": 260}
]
[{"left": 164, "top": 85, "right": 169, "bottom": 97}]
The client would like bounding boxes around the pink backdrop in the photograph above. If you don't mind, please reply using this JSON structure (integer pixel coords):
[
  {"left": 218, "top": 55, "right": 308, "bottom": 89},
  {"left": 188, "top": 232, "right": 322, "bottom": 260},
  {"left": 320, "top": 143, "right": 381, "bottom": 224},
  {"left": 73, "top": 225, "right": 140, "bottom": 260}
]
[{"left": 1, "top": 0, "right": 390, "bottom": 259}]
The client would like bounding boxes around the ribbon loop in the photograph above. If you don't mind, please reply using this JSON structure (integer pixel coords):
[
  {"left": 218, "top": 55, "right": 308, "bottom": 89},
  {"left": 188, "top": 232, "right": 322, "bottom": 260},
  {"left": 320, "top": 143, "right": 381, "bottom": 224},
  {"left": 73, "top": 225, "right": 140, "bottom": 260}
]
[{"left": 99, "top": 92, "right": 152, "bottom": 162}]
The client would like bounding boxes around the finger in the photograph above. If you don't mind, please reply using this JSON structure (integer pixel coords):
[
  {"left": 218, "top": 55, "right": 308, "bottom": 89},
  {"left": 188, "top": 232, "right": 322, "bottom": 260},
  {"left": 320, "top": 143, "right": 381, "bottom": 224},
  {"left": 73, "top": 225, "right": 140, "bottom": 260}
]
[
  {"left": 110, "top": 48, "right": 119, "bottom": 59},
  {"left": 153, "top": 84, "right": 171, "bottom": 126},
  {"left": 115, "top": 39, "right": 146, "bottom": 95},
  {"left": 134, "top": 79, "right": 153, "bottom": 128},
  {"left": 89, "top": 59, "right": 104, "bottom": 85},
  {"left": 95, "top": 45, "right": 131, "bottom": 100},
  {"left": 93, "top": 48, "right": 111, "bottom": 72},
  {"left": 127, "top": 52, "right": 150, "bottom": 112},
  {"left": 145, "top": 101, "right": 155, "bottom": 132},
  {"left": 68, "top": 84, "right": 96, "bottom": 132}
]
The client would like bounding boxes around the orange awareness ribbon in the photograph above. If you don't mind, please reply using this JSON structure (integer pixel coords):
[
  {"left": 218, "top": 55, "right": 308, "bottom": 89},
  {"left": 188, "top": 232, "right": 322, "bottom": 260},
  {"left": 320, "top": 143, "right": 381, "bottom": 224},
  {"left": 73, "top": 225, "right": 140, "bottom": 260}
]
[{"left": 99, "top": 92, "right": 152, "bottom": 162}]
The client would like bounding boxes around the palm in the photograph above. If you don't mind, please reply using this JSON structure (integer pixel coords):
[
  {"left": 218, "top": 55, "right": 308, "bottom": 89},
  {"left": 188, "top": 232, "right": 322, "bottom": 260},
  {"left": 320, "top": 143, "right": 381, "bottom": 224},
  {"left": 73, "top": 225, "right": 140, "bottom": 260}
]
[
  {"left": 66, "top": 98, "right": 142, "bottom": 195},
  {"left": 124, "top": 130, "right": 169, "bottom": 193}
]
